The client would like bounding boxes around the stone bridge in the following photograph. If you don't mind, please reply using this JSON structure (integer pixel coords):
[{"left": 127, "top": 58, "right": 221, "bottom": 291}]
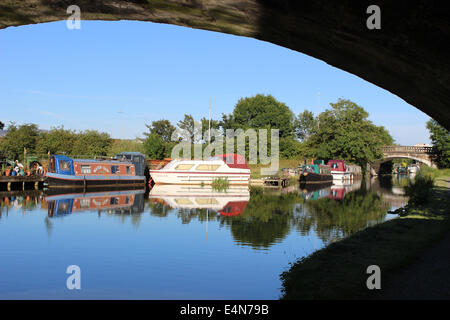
[
  {"left": 370, "top": 146, "right": 437, "bottom": 175},
  {"left": 0, "top": 1, "right": 449, "bottom": 130}
]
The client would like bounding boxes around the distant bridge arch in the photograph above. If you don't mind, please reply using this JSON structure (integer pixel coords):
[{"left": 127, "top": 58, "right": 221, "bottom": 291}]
[{"left": 370, "top": 146, "right": 437, "bottom": 175}]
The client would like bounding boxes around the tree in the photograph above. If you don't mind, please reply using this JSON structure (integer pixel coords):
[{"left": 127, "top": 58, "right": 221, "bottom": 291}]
[
  {"left": 71, "top": 130, "right": 112, "bottom": 157},
  {"left": 306, "top": 98, "right": 393, "bottom": 168},
  {"left": 36, "top": 126, "right": 77, "bottom": 155},
  {"left": 144, "top": 119, "right": 176, "bottom": 143},
  {"left": 0, "top": 123, "right": 40, "bottom": 160},
  {"left": 143, "top": 133, "right": 166, "bottom": 160},
  {"left": 200, "top": 117, "right": 220, "bottom": 142},
  {"left": 221, "top": 94, "right": 295, "bottom": 138},
  {"left": 0, "top": 121, "right": 4, "bottom": 130},
  {"left": 426, "top": 119, "right": 450, "bottom": 168},
  {"left": 177, "top": 114, "right": 196, "bottom": 142},
  {"left": 294, "top": 110, "right": 317, "bottom": 141}
]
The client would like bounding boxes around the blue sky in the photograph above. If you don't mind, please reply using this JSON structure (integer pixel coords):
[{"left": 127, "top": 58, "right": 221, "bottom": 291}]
[{"left": 1, "top": 20, "right": 431, "bottom": 144}]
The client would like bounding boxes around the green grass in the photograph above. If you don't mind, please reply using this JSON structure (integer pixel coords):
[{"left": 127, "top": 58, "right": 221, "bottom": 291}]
[
  {"left": 211, "top": 177, "right": 229, "bottom": 191},
  {"left": 280, "top": 181, "right": 450, "bottom": 300},
  {"left": 249, "top": 159, "right": 301, "bottom": 178}
]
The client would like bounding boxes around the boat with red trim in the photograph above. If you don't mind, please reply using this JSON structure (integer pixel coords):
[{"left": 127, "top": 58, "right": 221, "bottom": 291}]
[
  {"left": 44, "top": 154, "right": 146, "bottom": 189},
  {"left": 149, "top": 154, "right": 250, "bottom": 185}
]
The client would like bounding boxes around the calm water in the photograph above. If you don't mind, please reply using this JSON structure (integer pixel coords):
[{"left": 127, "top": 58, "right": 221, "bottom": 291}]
[{"left": 0, "top": 175, "right": 411, "bottom": 299}]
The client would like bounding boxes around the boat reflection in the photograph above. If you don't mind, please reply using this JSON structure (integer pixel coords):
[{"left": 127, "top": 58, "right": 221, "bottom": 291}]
[
  {"left": 46, "top": 189, "right": 146, "bottom": 217},
  {"left": 300, "top": 179, "right": 363, "bottom": 201},
  {"left": 149, "top": 185, "right": 250, "bottom": 216}
]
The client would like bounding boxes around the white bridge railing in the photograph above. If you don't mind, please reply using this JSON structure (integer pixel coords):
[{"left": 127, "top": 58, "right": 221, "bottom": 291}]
[{"left": 381, "top": 146, "right": 434, "bottom": 154}]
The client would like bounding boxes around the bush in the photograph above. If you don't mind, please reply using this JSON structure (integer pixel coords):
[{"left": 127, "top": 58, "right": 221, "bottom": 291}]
[{"left": 404, "top": 171, "right": 435, "bottom": 205}]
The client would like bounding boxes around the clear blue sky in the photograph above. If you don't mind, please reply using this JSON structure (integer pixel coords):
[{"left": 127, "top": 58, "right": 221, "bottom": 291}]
[{"left": 1, "top": 20, "right": 431, "bottom": 145}]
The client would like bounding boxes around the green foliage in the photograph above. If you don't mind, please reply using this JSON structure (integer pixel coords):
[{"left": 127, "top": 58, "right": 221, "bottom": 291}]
[
  {"left": 0, "top": 123, "right": 40, "bottom": 160},
  {"left": 426, "top": 119, "right": 450, "bottom": 168},
  {"left": 177, "top": 114, "right": 197, "bottom": 142},
  {"left": 211, "top": 177, "right": 229, "bottom": 191},
  {"left": 36, "top": 126, "right": 77, "bottom": 155},
  {"left": 109, "top": 139, "right": 145, "bottom": 156},
  {"left": 294, "top": 110, "right": 317, "bottom": 141},
  {"left": 306, "top": 98, "right": 393, "bottom": 167},
  {"left": 404, "top": 170, "right": 435, "bottom": 206},
  {"left": 144, "top": 119, "right": 176, "bottom": 143},
  {"left": 143, "top": 133, "right": 166, "bottom": 160},
  {"left": 221, "top": 94, "right": 295, "bottom": 138},
  {"left": 71, "top": 130, "right": 112, "bottom": 157}
]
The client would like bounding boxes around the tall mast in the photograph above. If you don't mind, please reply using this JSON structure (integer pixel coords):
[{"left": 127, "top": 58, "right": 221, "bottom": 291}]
[{"left": 208, "top": 97, "right": 212, "bottom": 144}]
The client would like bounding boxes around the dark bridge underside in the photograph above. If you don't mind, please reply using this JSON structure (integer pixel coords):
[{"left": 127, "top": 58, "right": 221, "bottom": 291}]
[{"left": 1, "top": 0, "right": 449, "bottom": 130}]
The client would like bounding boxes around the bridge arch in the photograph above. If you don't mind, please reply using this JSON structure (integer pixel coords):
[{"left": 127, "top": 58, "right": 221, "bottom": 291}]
[{"left": 1, "top": 1, "right": 449, "bottom": 130}]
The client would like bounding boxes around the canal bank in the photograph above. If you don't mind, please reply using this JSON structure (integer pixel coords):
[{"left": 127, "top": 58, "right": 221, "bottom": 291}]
[{"left": 280, "top": 176, "right": 450, "bottom": 300}]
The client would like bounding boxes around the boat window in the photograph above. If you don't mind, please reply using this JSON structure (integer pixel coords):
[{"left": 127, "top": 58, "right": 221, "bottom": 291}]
[
  {"left": 175, "top": 164, "right": 194, "bottom": 170},
  {"left": 195, "top": 164, "right": 220, "bottom": 171},
  {"left": 59, "top": 160, "right": 71, "bottom": 171},
  {"left": 126, "top": 166, "right": 131, "bottom": 174},
  {"left": 81, "top": 165, "right": 91, "bottom": 174},
  {"left": 110, "top": 197, "right": 120, "bottom": 205},
  {"left": 195, "top": 198, "right": 218, "bottom": 205},
  {"left": 111, "top": 165, "right": 120, "bottom": 174},
  {"left": 79, "top": 198, "right": 90, "bottom": 208},
  {"left": 175, "top": 199, "right": 193, "bottom": 205}
]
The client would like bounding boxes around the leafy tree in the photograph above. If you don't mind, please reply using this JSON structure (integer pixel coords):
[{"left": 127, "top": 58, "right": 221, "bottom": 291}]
[
  {"left": 109, "top": 138, "right": 145, "bottom": 156},
  {"left": 294, "top": 110, "right": 317, "bottom": 141},
  {"left": 36, "top": 126, "right": 77, "bottom": 155},
  {"left": 144, "top": 119, "right": 176, "bottom": 143},
  {"left": 71, "top": 130, "right": 112, "bottom": 157},
  {"left": 426, "top": 119, "right": 450, "bottom": 168},
  {"left": 177, "top": 114, "right": 196, "bottom": 142},
  {"left": 306, "top": 98, "right": 393, "bottom": 168},
  {"left": 221, "top": 94, "right": 295, "bottom": 138},
  {"left": 0, "top": 123, "right": 40, "bottom": 160},
  {"left": 143, "top": 133, "right": 166, "bottom": 160},
  {"left": 0, "top": 121, "right": 4, "bottom": 130}
]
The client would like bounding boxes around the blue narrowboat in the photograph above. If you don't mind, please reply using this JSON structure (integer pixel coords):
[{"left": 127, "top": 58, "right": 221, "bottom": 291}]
[{"left": 44, "top": 153, "right": 146, "bottom": 189}]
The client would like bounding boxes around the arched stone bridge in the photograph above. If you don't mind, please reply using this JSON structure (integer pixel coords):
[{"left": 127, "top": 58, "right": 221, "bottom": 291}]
[
  {"left": 370, "top": 145, "right": 437, "bottom": 175},
  {"left": 0, "top": 1, "right": 449, "bottom": 130}
]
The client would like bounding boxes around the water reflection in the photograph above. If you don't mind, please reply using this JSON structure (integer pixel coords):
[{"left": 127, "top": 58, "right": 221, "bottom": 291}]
[
  {"left": 46, "top": 189, "right": 146, "bottom": 217},
  {"left": 0, "top": 177, "right": 412, "bottom": 299}
]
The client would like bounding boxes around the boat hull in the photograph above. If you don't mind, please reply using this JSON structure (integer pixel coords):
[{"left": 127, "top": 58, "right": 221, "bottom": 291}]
[
  {"left": 44, "top": 173, "right": 146, "bottom": 189},
  {"left": 330, "top": 171, "right": 353, "bottom": 181},
  {"left": 149, "top": 171, "right": 250, "bottom": 185},
  {"left": 299, "top": 172, "right": 333, "bottom": 184}
]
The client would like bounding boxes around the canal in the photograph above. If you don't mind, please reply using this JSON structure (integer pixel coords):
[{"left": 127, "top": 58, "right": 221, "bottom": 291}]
[{"left": 0, "top": 175, "right": 412, "bottom": 299}]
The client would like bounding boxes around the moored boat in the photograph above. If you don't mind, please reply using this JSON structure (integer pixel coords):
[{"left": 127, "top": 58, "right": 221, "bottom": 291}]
[
  {"left": 44, "top": 154, "right": 146, "bottom": 189},
  {"left": 327, "top": 160, "right": 353, "bottom": 181},
  {"left": 299, "top": 161, "right": 333, "bottom": 184},
  {"left": 149, "top": 154, "right": 250, "bottom": 185}
]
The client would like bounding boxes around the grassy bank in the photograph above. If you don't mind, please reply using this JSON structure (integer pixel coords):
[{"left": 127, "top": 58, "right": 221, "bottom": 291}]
[
  {"left": 280, "top": 172, "right": 450, "bottom": 300},
  {"left": 249, "top": 159, "right": 300, "bottom": 178}
]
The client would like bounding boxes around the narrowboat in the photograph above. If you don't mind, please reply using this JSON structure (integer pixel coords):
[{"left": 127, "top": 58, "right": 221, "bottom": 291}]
[
  {"left": 44, "top": 153, "right": 146, "bottom": 189},
  {"left": 299, "top": 161, "right": 333, "bottom": 184},
  {"left": 327, "top": 160, "right": 353, "bottom": 181},
  {"left": 149, "top": 154, "right": 250, "bottom": 185}
]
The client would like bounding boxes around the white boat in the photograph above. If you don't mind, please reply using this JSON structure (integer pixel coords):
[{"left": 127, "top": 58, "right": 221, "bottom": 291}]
[
  {"left": 149, "top": 154, "right": 250, "bottom": 185},
  {"left": 149, "top": 184, "right": 250, "bottom": 215},
  {"left": 327, "top": 160, "right": 354, "bottom": 181}
]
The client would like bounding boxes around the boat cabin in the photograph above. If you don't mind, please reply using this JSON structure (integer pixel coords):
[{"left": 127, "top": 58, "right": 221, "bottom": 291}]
[
  {"left": 327, "top": 160, "right": 347, "bottom": 172},
  {"left": 301, "top": 164, "right": 331, "bottom": 175}
]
